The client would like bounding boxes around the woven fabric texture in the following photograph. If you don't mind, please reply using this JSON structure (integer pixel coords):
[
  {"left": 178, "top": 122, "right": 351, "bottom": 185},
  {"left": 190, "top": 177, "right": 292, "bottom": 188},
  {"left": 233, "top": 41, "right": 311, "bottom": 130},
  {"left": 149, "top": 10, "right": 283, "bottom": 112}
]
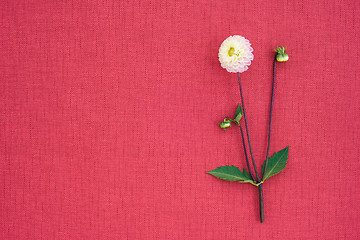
[{"left": 1, "top": 0, "right": 359, "bottom": 239}]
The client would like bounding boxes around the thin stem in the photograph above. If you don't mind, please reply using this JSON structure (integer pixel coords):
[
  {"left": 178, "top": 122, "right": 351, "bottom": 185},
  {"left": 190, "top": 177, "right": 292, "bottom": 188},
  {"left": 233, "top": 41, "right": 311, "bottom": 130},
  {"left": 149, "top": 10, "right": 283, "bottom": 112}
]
[
  {"left": 237, "top": 72, "right": 261, "bottom": 182},
  {"left": 258, "top": 184, "right": 264, "bottom": 223},
  {"left": 238, "top": 124, "right": 256, "bottom": 182},
  {"left": 262, "top": 55, "right": 277, "bottom": 181}
]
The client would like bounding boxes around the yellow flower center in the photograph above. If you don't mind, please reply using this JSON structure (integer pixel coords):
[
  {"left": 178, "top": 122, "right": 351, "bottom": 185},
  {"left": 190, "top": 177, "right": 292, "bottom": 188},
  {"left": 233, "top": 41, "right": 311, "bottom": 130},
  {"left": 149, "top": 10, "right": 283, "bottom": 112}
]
[{"left": 228, "top": 47, "right": 235, "bottom": 57}]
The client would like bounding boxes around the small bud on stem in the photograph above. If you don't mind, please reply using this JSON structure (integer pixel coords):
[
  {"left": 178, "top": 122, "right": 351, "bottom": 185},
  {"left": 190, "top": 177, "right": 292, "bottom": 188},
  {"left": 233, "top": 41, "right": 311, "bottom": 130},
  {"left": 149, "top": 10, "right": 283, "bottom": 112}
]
[{"left": 275, "top": 46, "right": 289, "bottom": 62}]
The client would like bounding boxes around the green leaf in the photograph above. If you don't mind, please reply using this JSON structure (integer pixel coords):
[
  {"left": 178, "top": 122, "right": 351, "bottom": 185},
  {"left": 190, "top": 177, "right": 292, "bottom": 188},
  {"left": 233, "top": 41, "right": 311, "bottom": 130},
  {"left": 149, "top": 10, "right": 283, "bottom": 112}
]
[
  {"left": 241, "top": 168, "right": 255, "bottom": 183},
  {"left": 206, "top": 165, "right": 253, "bottom": 183},
  {"left": 261, "top": 146, "right": 289, "bottom": 181},
  {"left": 234, "top": 104, "right": 243, "bottom": 123}
]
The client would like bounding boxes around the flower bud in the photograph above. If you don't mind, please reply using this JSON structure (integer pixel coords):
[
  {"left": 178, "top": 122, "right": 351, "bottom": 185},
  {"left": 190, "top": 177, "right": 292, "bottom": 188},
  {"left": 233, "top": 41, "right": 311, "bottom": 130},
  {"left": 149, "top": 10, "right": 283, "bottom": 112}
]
[
  {"left": 276, "top": 53, "right": 289, "bottom": 62},
  {"left": 275, "top": 46, "right": 289, "bottom": 62},
  {"left": 219, "top": 121, "right": 231, "bottom": 129}
]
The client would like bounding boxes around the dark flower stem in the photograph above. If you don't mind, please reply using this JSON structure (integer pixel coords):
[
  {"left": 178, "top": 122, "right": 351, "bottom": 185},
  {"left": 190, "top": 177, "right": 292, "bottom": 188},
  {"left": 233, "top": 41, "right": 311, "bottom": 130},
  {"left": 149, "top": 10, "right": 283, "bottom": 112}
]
[
  {"left": 238, "top": 125, "right": 256, "bottom": 182},
  {"left": 237, "top": 72, "right": 261, "bottom": 182},
  {"left": 238, "top": 72, "right": 265, "bottom": 223},
  {"left": 262, "top": 55, "right": 277, "bottom": 181},
  {"left": 258, "top": 183, "right": 264, "bottom": 223}
]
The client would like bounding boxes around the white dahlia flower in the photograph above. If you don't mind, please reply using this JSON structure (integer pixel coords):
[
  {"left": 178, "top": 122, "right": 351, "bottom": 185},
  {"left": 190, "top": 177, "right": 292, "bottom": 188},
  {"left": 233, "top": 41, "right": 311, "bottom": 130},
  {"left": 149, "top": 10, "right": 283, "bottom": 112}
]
[{"left": 218, "top": 35, "right": 254, "bottom": 73}]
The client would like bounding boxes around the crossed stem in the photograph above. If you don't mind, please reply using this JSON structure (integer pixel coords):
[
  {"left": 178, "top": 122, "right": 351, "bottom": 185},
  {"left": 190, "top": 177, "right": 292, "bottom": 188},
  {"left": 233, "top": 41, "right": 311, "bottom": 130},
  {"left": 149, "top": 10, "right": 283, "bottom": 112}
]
[
  {"left": 237, "top": 72, "right": 261, "bottom": 183},
  {"left": 236, "top": 54, "right": 277, "bottom": 223},
  {"left": 238, "top": 124, "right": 256, "bottom": 182}
]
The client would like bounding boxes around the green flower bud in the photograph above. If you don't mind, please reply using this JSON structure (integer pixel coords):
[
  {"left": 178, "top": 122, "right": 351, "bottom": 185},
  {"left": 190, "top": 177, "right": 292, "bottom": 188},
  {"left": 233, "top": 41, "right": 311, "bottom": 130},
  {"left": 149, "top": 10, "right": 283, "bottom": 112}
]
[
  {"left": 219, "top": 121, "right": 231, "bottom": 129},
  {"left": 276, "top": 53, "right": 289, "bottom": 62},
  {"left": 275, "top": 46, "right": 289, "bottom": 62}
]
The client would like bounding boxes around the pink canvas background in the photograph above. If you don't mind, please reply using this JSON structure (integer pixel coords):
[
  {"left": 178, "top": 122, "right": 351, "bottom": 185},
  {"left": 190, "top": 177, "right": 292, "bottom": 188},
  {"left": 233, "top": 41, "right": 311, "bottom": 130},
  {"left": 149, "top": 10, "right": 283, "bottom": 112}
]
[{"left": 1, "top": 0, "right": 359, "bottom": 239}]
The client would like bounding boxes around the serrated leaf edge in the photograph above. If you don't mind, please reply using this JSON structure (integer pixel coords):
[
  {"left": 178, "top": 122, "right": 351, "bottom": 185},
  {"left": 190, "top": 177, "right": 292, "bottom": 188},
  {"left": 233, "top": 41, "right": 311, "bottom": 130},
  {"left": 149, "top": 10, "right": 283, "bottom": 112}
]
[
  {"left": 262, "top": 146, "right": 289, "bottom": 181},
  {"left": 206, "top": 165, "right": 255, "bottom": 184}
]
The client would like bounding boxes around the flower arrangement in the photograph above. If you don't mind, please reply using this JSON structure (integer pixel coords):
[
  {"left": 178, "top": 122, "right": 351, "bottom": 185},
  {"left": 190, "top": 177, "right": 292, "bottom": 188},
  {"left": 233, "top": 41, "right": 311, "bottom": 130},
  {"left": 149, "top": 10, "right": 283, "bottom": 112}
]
[{"left": 207, "top": 35, "right": 290, "bottom": 223}]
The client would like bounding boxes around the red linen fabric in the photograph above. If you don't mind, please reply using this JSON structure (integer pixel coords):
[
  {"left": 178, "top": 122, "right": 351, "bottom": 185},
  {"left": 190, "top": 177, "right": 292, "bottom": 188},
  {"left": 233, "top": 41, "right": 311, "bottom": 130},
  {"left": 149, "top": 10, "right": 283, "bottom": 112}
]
[{"left": 1, "top": 0, "right": 359, "bottom": 239}]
